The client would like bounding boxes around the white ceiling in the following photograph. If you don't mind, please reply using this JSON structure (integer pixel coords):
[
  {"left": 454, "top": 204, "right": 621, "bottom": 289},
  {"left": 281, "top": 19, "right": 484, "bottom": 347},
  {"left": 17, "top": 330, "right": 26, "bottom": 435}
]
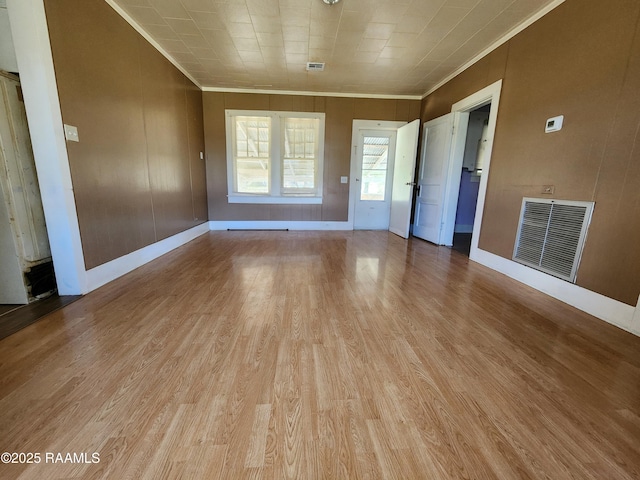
[{"left": 110, "top": 0, "right": 560, "bottom": 97}]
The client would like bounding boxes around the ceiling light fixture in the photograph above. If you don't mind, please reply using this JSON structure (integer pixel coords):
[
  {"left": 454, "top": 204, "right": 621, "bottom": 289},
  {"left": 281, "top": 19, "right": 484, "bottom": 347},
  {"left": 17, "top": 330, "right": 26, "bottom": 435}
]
[{"left": 322, "top": 0, "right": 340, "bottom": 4}]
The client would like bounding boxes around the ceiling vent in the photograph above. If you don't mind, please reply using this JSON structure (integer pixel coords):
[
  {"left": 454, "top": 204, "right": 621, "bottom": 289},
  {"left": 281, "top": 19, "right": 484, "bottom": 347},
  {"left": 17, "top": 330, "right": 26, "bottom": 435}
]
[
  {"left": 306, "top": 62, "right": 325, "bottom": 72},
  {"left": 513, "top": 198, "right": 594, "bottom": 282}
]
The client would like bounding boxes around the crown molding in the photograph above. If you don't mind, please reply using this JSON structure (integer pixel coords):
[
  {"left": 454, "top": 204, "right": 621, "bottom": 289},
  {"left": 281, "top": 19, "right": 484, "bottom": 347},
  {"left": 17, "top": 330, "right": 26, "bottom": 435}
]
[
  {"left": 201, "top": 86, "right": 422, "bottom": 100},
  {"left": 105, "top": 0, "right": 564, "bottom": 102},
  {"left": 421, "top": 0, "right": 566, "bottom": 99},
  {"left": 104, "top": 0, "right": 202, "bottom": 89}
]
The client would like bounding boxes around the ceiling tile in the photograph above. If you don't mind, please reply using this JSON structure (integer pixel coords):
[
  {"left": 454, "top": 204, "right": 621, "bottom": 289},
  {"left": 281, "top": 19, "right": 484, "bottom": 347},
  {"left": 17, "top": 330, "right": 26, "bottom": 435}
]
[
  {"left": 246, "top": 0, "right": 280, "bottom": 16},
  {"left": 159, "top": 39, "right": 191, "bottom": 54},
  {"left": 352, "top": 51, "right": 380, "bottom": 64},
  {"left": 257, "top": 32, "right": 285, "bottom": 47},
  {"left": 142, "top": 24, "right": 180, "bottom": 40},
  {"left": 282, "top": 25, "right": 309, "bottom": 42},
  {"left": 280, "top": 9, "right": 311, "bottom": 27},
  {"left": 363, "top": 23, "right": 396, "bottom": 40},
  {"left": 386, "top": 32, "right": 418, "bottom": 48},
  {"left": 357, "top": 39, "right": 387, "bottom": 53},
  {"left": 188, "top": 47, "right": 219, "bottom": 59},
  {"left": 112, "top": 0, "right": 559, "bottom": 95},
  {"left": 238, "top": 50, "right": 264, "bottom": 63},
  {"left": 165, "top": 18, "right": 200, "bottom": 35},
  {"left": 394, "top": 15, "right": 429, "bottom": 34},
  {"left": 192, "top": 12, "right": 226, "bottom": 30},
  {"left": 233, "top": 37, "right": 261, "bottom": 51},
  {"left": 251, "top": 15, "right": 282, "bottom": 34},
  {"left": 284, "top": 41, "right": 309, "bottom": 55},
  {"left": 179, "top": 0, "right": 220, "bottom": 12},
  {"left": 223, "top": 3, "right": 252, "bottom": 23},
  {"left": 148, "top": 0, "right": 190, "bottom": 19},
  {"left": 179, "top": 34, "right": 210, "bottom": 49},
  {"left": 122, "top": 5, "right": 166, "bottom": 25},
  {"left": 370, "top": 4, "right": 409, "bottom": 23},
  {"left": 226, "top": 22, "right": 256, "bottom": 39},
  {"left": 118, "top": 0, "right": 152, "bottom": 6}
]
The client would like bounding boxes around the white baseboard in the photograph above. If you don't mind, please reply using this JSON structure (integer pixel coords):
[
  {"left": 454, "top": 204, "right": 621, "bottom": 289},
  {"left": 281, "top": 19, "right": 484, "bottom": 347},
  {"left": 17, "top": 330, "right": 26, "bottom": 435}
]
[
  {"left": 470, "top": 247, "right": 638, "bottom": 336},
  {"left": 85, "top": 223, "right": 209, "bottom": 292},
  {"left": 209, "top": 220, "right": 352, "bottom": 231}
]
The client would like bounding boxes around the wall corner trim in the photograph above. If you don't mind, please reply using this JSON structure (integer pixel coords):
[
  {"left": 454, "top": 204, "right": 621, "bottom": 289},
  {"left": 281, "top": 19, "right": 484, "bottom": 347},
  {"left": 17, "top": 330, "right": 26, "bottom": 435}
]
[
  {"left": 85, "top": 223, "right": 209, "bottom": 293},
  {"left": 470, "top": 247, "right": 638, "bottom": 337}
]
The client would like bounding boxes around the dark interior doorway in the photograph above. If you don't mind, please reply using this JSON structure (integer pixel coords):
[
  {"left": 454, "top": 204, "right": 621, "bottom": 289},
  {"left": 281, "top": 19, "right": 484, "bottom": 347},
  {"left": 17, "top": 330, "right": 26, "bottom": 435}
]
[{"left": 452, "top": 103, "right": 491, "bottom": 256}]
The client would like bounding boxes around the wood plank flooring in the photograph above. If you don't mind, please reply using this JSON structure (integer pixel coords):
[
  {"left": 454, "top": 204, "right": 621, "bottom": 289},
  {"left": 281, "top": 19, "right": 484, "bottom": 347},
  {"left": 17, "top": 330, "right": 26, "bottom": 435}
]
[
  {"left": 0, "top": 231, "right": 638, "bottom": 479},
  {"left": 0, "top": 295, "right": 82, "bottom": 341}
]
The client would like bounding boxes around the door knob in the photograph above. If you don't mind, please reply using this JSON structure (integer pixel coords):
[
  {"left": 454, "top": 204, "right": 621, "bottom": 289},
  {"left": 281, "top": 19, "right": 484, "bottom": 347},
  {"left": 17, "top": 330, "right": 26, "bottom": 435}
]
[{"left": 405, "top": 182, "right": 417, "bottom": 186}]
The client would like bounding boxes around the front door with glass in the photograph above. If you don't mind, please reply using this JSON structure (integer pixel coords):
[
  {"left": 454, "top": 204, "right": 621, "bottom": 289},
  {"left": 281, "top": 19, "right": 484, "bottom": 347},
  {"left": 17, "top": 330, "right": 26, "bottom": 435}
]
[{"left": 354, "top": 131, "right": 397, "bottom": 230}]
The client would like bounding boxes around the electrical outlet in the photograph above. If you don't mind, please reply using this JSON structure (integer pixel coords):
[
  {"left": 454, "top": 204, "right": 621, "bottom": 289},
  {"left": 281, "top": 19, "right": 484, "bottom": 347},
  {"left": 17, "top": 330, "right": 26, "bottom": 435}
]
[
  {"left": 63, "top": 124, "right": 79, "bottom": 142},
  {"left": 541, "top": 185, "right": 555, "bottom": 194}
]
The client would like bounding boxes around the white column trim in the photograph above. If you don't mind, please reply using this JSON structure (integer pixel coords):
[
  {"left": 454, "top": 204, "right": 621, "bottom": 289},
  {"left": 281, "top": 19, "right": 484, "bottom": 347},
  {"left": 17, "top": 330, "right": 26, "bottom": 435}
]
[{"left": 7, "top": 0, "right": 87, "bottom": 295}]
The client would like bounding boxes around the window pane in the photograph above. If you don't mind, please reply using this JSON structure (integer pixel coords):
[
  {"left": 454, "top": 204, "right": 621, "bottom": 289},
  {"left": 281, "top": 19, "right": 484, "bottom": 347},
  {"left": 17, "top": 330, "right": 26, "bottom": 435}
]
[
  {"left": 360, "top": 136, "right": 390, "bottom": 201},
  {"left": 282, "top": 117, "right": 319, "bottom": 193},
  {"left": 235, "top": 116, "right": 270, "bottom": 193}
]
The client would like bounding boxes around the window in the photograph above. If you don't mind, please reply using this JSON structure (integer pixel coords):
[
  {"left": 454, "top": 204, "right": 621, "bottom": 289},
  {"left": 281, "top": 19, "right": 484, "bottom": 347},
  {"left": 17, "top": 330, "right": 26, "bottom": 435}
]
[
  {"left": 359, "top": 136, "right": 390, "bottom": 201},
  {"left": 226, "top": 110, "right": 325, "bottom": 204}
]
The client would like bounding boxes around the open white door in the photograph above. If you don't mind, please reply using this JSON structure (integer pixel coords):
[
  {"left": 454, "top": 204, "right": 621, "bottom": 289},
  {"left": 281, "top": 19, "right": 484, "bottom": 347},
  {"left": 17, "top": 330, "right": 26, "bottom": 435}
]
[
  {"left": 413, "top": 112, "right": 468, "bottom": 245},
  {"left": 388, "top": 119, "right": 420, "bottom": 239}
]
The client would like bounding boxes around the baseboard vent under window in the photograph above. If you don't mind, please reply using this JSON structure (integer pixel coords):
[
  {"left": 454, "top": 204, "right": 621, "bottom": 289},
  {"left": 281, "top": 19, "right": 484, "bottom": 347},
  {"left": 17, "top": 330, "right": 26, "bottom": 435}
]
[{"left": 513, "top": 198, "right": 594, "bottom": 282}]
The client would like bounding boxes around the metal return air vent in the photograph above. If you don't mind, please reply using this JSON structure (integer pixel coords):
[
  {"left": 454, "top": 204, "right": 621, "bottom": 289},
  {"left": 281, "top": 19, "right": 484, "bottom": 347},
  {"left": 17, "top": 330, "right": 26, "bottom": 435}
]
[
  {"left": 513, "top": 198, "right": 594, "bottom": 282},
  {"left": 306, "top": 62, "right": 325, "bottom": 72}
]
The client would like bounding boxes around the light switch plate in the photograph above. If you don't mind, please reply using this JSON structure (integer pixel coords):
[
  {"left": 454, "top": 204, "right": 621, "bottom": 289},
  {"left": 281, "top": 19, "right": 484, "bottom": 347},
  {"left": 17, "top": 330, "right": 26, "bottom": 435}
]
[
  {"left": 64, "top": 124, "right": 79, "bottom": 142},
  {"left": 340, "top": 176, "right": 348, "bottom": 184}
]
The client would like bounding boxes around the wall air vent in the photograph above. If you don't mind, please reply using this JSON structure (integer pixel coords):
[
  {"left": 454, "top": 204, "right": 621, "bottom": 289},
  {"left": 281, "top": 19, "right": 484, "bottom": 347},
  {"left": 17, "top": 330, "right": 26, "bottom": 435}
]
[
  {"left": 513, "top": 198, "right": 594, "bottom": 282},
  {"left": 306, "top": 62, "right": 325, "bottom": 71}
]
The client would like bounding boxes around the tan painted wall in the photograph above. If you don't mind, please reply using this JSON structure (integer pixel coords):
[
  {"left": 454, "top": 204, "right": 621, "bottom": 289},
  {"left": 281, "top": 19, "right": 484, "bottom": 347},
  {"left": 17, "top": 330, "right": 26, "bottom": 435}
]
[
  {"left": 204, "top": 92, "right": 420, "bottom": 222},
  {"left": 421, "top": 0, "right": 640, "bottom": 306},
  {"left": 44, "top": 0, "right": 207, "bottom": 270}
]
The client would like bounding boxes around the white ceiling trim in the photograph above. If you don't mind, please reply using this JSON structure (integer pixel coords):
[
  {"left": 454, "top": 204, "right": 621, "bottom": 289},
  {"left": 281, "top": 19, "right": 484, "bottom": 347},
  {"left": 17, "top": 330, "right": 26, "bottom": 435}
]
[
  {"left": 421, "top": 0, "right": 566, "bottom": 99},
  {"left": 201, "top": 86, "right": 421, "bottom": 101},
  {"left": 104, "top": 0, "right": 202, "bottom": 89},
  {"left": 105, "top": 0, "right": 563, "bottom": 101}
]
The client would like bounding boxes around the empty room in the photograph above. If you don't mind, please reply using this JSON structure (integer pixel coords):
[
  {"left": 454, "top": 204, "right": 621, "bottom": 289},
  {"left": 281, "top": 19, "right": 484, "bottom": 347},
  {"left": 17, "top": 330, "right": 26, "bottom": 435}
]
[{"left": 1, "top": 0, "right": 639, "bottom": 478}]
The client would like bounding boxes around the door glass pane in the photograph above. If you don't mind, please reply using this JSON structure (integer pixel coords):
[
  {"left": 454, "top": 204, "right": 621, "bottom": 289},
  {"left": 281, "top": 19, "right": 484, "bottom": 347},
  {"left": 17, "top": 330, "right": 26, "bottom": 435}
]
[{"left": 360, "top": 136, "right": 390, "bottom": 201}]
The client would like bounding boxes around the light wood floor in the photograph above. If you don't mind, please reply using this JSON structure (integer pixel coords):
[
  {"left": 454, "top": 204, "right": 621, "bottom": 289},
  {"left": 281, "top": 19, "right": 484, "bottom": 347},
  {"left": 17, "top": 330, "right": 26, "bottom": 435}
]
[{"left": 0, "top": 231, "right": 638, "bottom": 479}]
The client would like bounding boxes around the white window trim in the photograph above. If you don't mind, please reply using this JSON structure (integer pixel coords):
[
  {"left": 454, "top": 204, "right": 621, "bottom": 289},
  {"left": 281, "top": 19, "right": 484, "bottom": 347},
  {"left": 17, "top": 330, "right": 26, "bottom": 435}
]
[{"left": 225, "top": 109, "right": 325, "bottom": 204}]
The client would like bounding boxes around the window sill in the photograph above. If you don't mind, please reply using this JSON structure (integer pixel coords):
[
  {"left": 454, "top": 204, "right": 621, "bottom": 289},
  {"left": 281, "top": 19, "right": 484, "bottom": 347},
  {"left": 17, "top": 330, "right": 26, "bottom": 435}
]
[{"left": 227, "top": 195, "right": 323, "bottom": 205}]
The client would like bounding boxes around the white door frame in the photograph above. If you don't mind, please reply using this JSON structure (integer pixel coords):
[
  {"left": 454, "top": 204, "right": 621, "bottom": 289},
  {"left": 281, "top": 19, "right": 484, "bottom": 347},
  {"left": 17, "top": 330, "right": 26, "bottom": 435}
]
[
  {"left": 348, "top": 120, "right": 406, "bottom": 229},
  {"left": 449, "top": 80, "right": 503, "bottom": 261}
]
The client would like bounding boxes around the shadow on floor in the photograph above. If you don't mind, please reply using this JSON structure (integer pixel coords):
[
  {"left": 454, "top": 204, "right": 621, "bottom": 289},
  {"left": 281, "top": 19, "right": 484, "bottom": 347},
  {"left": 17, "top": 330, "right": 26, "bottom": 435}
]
[
  {"left": 452, "top": 233, "right": 472, "bottom": 256},
  {"left": 0, "top": 295, "right": 81, "bottom": 341}
]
